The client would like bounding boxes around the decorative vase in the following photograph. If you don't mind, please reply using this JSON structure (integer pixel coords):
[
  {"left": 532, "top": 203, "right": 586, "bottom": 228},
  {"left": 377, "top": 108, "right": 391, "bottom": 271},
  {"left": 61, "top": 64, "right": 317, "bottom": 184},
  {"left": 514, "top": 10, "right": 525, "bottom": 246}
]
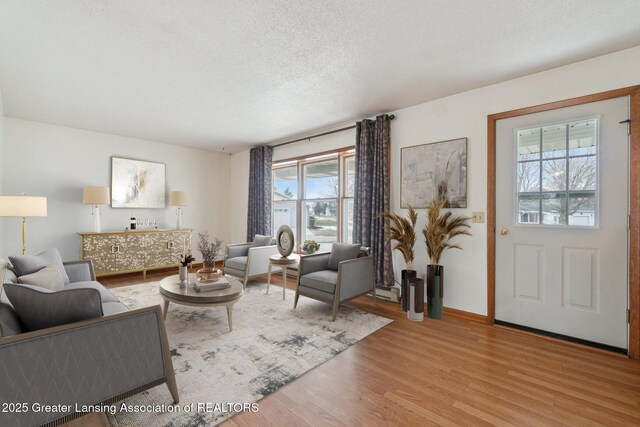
[
  {"left": 178, "top": 266, "right": 188, "bottom": 288},
  {"left": 407, "top": 278, "right": 424, "bottom": 321},
  {"left": 401, "top": 269, "right": 417, "bottom": 312},
  {"left": 427, "top": 265, "right": 443, "bottom": 319},
  {"left": 202, "top": 261, "right": 215, "bottom": 272}
]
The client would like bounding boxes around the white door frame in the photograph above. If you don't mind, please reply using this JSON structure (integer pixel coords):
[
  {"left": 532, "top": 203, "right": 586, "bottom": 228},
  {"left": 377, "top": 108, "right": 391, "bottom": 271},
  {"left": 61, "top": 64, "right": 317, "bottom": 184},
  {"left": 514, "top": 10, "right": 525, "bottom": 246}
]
[{"left": 487, "top": 86, "right": 640, "bottom": 359}]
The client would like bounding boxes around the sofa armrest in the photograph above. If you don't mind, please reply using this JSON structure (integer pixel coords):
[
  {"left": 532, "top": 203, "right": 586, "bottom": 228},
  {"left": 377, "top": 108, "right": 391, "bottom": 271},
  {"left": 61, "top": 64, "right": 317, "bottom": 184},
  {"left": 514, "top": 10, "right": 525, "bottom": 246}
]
[
  {"left": 338, "top": 256, "right": 374, "bottom": 301},
  {"left": 64, "top": 260, "right": 96, "bottom": 282},
  {"left": 298, "top": 253, "right": 331, "bottom": 277},
  {"left": 246, "top": 245, "right": 281, "bottom": 277},
  {"left": 226, "top": 243, "right": 251, "bottom": 259},
  {"left": 0, "top": 305, "right": 178, "bottom": 427}
]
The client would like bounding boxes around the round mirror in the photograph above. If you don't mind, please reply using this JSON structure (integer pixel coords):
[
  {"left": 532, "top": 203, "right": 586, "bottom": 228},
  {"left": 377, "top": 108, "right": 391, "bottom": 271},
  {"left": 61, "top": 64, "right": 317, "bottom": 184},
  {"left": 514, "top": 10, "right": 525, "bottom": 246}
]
[{"left": 276, "top": 225, "right": 294, "bottom": 257}]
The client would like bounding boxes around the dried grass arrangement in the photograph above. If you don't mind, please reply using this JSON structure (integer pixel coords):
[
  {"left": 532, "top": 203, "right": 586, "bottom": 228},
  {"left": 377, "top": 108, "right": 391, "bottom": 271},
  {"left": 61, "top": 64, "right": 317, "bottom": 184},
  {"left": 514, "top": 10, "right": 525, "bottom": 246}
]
[
  {"left": 379, "top": 206, "right": 418, "bottom": 270},
  {"left": 422, "top": 198, "right": 471, "bottom": 266}
]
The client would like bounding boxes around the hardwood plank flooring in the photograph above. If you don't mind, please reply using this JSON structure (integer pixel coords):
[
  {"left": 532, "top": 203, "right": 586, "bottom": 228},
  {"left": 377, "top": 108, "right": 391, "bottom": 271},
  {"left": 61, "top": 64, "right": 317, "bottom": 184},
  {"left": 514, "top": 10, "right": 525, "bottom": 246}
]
[{"left": 66, "top": 270, "right": 640, "bottom": 426}]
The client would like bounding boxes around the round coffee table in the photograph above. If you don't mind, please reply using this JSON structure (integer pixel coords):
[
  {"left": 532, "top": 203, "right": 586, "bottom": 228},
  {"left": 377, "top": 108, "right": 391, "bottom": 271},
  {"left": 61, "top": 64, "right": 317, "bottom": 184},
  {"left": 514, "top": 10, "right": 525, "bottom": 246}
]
[
  {"left": 159, "top": 274, "right": 243, "bottom": 331},
  {"left": 267, "top": 254, "right": 300, "bottom": 300}
]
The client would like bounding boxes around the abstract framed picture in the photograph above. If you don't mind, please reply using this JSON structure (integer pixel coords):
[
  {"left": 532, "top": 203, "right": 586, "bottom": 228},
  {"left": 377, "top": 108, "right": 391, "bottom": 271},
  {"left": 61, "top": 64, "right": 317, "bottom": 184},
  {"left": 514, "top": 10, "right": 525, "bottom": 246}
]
[
  {"left": 401, "top": 138, "right": 467, "bottom": 208},
  {"left": 111, "top": 157, "right": 166, "bottom": 208}
]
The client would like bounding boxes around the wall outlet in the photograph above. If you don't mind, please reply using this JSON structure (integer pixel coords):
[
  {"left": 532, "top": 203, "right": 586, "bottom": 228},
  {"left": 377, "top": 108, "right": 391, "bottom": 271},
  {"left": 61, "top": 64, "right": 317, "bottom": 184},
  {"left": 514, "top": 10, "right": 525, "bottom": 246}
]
[{"left": 471, "top": 212, "right": 485, "bottom": 223}]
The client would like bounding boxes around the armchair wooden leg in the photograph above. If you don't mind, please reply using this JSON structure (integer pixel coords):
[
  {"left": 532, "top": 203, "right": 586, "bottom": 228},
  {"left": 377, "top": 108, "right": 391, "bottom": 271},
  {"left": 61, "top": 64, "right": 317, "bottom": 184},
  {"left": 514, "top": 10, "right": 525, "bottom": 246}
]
[
  {"left": 372, "top": 286, "right": 377, "bottom": 303},
  {"left": 331, "top": 297, "right": 340, "bottom": 322},
  {"left": 294, "top": 289, "right": 300, "bottom": 308},
  {"left": 243, "top": 273, "right": 248, "bottom": 289}
]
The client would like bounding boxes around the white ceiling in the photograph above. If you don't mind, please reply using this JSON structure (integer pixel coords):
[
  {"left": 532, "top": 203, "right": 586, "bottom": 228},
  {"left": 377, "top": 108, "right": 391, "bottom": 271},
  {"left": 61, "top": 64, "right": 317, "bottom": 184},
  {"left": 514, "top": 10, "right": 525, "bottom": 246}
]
[{"left": 1, "top": 1, "right": 639, "bottom": 153}]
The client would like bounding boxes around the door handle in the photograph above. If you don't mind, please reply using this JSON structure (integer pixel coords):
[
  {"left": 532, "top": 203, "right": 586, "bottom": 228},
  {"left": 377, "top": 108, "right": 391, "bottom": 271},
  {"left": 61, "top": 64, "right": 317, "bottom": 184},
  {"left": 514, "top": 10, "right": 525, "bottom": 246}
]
[{"left": 499, "top": 227, "right": 509, "bottom": 236}]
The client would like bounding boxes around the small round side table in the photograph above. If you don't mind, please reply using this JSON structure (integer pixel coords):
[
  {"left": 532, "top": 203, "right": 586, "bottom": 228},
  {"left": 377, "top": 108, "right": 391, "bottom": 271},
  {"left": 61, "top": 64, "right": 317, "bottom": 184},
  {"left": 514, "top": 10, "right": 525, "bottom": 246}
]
[{"left": 267, "top": 254, "right": 300, "bottom": 300}]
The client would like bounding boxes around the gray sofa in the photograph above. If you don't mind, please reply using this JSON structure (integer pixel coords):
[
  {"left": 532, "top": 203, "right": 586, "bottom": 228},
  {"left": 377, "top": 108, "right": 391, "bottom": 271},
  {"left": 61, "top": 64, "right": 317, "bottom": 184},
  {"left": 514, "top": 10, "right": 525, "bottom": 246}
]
[
  {"left": 0, "top": 255, "right": 178, "bottom": 427},
  {"left": 295, "top": 243, "right": 376, "bottom": 321}
]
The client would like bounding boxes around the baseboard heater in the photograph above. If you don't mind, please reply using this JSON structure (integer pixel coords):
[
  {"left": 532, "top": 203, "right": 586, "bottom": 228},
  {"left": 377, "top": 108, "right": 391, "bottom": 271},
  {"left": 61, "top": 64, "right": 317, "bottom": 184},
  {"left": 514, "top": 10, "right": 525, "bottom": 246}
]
[
  {"left": 494, "top": 319, "right": 628, "bottom": 355},
  {"left": 371, "top": 286, "right": 400, "bottom": 303}
]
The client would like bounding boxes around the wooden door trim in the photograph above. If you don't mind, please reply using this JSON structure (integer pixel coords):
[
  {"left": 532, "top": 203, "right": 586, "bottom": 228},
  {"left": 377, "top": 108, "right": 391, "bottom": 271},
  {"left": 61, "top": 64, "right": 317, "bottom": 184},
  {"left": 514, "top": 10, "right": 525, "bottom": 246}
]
[{"left": 487, "top": 85, "right": 640, "bottom": 359}]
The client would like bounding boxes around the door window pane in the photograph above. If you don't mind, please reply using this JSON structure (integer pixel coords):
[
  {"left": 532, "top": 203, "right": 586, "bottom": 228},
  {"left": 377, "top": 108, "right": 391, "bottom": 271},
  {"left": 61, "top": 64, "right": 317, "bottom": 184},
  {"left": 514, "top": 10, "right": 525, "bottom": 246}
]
[
  {"left": 541, "top": 159, "right": 566, "bottom": 191},
  {"left": 569, "top": 119, "right": 596, "bottom": 156},
  {"left": 568, "top": 195, "right": 596, "bottom": 226},
  {"left": 518, "top": 128, "right": 540, "bottom": 161},
  {"left": 541, "top": 193, "right": 567, "bottom": 225},
  {"left": 518, "top": 196, "right": 540, "bottom": 224},
  {"left": 568, "top": 156, "right": 596, "bottom": 191},
  {"left": 304, "top": 160, "right": 339, "bottom": 199},
  {"left": 273, "top": 166, "right": 298, "bottom": 200},
  {"left": 542, "top": 124, "right": 566, "bottom": 158},
  {"left": 517, "top": 161, "right": 540, "bottom": 192},
  {"left": 302, "top": 200, "right": 337, "bottom": 253}
]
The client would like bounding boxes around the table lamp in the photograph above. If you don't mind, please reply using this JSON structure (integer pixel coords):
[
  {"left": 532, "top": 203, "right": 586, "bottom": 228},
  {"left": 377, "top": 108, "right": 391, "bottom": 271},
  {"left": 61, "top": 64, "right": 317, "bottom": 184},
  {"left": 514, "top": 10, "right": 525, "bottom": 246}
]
[
  {"left": 83, "top": 186, "right": 110, "bottom": 233},
  {"left": 169, "top": 191, "right": 189, "bottom": 230},
  {"left": 0, "top": 195, "right": 48, "bottom": 255}
]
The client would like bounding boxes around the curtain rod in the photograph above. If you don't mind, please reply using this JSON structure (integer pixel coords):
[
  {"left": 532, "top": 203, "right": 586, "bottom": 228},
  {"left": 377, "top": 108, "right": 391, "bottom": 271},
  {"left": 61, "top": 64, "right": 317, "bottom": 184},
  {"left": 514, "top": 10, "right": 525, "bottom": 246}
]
[{"left": 270, "top": 114, "right": 395, "bottom": 148}]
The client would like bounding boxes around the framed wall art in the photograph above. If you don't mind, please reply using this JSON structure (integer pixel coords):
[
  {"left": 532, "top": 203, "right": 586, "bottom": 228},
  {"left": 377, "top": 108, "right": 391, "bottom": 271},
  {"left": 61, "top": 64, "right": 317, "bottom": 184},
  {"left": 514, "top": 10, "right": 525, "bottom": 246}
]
[
  {"left": 401, "top": 138, "right": 467, "bottom": 208},
  {"left": 111, "top": 157, "right": 166, "bottom": 208}
]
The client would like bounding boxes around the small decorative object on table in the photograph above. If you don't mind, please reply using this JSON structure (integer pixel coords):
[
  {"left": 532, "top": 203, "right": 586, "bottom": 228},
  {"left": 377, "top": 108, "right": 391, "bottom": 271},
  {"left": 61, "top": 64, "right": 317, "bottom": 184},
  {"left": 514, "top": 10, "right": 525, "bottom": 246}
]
[
  {"left": 178, "top": 241, "right": 195, "bottom": 289},
  {"left": 197, "top": 232, "right": 223, "bottom": 281},
  {"left": 302, "top": 240, "right": 320, "bottom": 255},
  {"left": 276, "top": 225, "right": 295, "bottom": 257}
]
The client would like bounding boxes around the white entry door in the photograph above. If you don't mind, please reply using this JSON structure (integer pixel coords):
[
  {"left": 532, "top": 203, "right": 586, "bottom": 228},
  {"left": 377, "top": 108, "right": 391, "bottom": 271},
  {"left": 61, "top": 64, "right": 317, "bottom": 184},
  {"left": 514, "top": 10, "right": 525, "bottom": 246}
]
[{"left": 495, "top": 97, "right": 629, "bottom": 350}]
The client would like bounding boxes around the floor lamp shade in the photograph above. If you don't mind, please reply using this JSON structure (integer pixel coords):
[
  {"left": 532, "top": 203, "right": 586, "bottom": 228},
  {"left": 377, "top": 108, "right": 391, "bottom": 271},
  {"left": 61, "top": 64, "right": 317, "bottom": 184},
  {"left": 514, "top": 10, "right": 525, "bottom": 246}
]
[
  {"left": 0, "top": 195, "right": 48, "bottom": 255},
  {"left": 82, "top": 186, "right": 109, "bottom": 233},
  {"left": 169, "top": 191, "right": 189, "bottom": 229}
]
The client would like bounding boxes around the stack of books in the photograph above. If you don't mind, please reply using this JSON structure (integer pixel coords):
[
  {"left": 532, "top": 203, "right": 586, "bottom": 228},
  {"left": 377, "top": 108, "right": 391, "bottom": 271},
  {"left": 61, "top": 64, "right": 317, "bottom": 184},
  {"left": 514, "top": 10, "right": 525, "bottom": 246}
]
[{"left": 194, "top": 276, "right": 231, "bottom": 292}]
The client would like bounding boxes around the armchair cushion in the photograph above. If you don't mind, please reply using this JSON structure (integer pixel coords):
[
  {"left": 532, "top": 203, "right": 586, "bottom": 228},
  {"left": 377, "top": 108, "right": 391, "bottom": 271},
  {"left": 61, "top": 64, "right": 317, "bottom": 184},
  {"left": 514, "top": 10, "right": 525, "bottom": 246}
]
[
  {"left": 299, "top": 270, "right": 338, "bottom": 294},
  {"left": 17, "top": 265, "right": 64, "bottom": 291},
  {"left": 225, "top": 256, "right": 248, "bottom": 272},
  {"left": 3, "top": 283, "right": 103, "bottom": 332},
  {"left": 327, "top": 243, "right": 361, "bottom": 271},
  {"left": 102, "top": 301, "right": 131, "bottom": 316},
  {"left": 252, "top": 234, "right": 273, "bottom": 247},
  {"left": 9, "top": 248, "right": 70, "bottom": 285}
]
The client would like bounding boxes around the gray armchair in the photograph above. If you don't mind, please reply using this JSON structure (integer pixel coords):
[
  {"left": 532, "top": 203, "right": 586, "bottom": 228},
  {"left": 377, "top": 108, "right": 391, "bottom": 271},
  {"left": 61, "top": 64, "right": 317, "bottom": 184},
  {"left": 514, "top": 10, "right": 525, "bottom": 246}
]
[
  {"left": 295, "top": 243, "right": 375, "bottom": 321},
  {"left": 223, "top": 234, "right": 280, "bottom": 288}
]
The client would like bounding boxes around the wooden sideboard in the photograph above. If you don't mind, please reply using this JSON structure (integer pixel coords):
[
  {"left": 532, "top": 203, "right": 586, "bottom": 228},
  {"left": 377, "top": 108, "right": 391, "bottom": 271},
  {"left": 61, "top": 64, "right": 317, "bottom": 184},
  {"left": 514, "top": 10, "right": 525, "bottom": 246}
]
[{"left": 79, "top": 229, "right": 192, "bottom": 278}]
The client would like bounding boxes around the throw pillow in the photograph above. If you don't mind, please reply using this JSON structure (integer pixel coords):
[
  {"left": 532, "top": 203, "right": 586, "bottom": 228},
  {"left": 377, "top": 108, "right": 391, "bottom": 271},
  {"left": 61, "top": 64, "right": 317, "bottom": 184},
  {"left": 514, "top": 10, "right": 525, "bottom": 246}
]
[
  {"left": 327, "top": 243, "right": 362, "bottom": 271},
  {"left": 9, "top": 248, "right": 70, "bottom": 285},
  {"left": 3, "top": 283, "right": 103, "bottom": 332},
  {"left": 17, "top": 265, "right": 65, "bottom": 291},
  {"left": 252, "top": 234, "right": 273, "bottom": 247}
]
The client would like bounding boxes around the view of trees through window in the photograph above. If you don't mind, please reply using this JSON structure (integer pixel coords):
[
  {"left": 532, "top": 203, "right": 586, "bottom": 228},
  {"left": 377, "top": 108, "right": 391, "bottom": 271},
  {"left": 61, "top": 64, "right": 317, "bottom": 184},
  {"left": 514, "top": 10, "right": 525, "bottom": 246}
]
[
  {"left": 517, "top": 118, "right": 597, "bottom": 226},
  {"left": 272, "top": 150, "right": 354, "bottom": 252}
]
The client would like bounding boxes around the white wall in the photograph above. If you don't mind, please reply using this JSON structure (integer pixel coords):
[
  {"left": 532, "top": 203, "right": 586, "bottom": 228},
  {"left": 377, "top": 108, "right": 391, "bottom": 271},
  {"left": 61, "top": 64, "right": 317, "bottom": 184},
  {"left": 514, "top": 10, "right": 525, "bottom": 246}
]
[
  {"left": 0, "top": 118, "right": 231, "bottom": 261},
  {"left": 229, "top": 45, "right": 640, "bottom": 315}
]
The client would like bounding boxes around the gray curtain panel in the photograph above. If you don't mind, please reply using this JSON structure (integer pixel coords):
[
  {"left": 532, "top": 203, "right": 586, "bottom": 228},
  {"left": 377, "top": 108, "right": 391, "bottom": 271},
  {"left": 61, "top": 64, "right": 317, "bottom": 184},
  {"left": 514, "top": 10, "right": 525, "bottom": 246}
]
[
  {"left": 247, "top": 145, "right": 274, "bottom": 241},
  {"left": 353, "top": 114, "right": 394, "bottom": 288}
]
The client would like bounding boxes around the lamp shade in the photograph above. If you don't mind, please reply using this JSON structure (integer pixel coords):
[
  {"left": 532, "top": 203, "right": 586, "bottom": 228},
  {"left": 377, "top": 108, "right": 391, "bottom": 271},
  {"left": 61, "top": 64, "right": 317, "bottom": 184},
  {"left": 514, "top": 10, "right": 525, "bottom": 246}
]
[
  {"left": 83, "top": 186, "right": 110, "bottom": 205},
  {"left": 169, "top": 191, "right": 189, "bottom": 206},
  {"left": 0, "top": 195, "right": 48, "bottom": 217}
]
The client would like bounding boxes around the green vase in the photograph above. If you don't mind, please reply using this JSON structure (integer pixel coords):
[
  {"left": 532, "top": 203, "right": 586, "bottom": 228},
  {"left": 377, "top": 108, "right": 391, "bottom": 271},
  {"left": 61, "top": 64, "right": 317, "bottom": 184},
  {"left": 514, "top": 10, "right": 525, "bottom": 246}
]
[{"left": 427, "top": 265, "right": 443, "bottom": 319}]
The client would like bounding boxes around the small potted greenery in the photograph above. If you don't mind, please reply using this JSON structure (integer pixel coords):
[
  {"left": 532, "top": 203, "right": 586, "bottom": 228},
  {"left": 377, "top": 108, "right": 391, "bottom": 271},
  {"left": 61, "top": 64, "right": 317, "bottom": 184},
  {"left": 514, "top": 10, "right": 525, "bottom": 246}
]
[
  {"left": 197, "top": 232, "right": 223, "bottom": 281},
  {"left": 302, "top": 240, "right": 320, "bottom": 254}
]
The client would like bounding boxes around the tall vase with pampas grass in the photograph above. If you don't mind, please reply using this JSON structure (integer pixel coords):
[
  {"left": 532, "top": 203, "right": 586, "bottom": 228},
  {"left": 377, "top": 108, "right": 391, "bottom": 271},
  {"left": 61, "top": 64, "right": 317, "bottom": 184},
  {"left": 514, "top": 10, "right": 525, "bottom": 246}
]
[
  {"left": 422, "top": 198, "right": 471, "bottom": 319},
  {"left": 379, "top": 206, "right": 418, "bottom": 313}
]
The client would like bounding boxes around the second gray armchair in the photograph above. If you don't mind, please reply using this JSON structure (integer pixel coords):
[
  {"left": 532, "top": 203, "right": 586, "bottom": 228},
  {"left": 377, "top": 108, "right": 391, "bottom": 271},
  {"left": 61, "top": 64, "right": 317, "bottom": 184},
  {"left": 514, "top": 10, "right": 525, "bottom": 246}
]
[
  {"left": 295, "top": 243, "right": 375, "bottom": 321},
  {"left": 223, "top": 234, "right": 280, "bottom": 288}
]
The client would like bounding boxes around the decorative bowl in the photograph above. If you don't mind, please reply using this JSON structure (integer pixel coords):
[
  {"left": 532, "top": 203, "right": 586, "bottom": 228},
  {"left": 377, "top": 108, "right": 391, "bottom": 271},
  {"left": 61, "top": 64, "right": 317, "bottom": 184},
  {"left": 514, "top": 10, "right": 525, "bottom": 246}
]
[{"left": 196, "top": 268, "right": 222, "bottom": 282}]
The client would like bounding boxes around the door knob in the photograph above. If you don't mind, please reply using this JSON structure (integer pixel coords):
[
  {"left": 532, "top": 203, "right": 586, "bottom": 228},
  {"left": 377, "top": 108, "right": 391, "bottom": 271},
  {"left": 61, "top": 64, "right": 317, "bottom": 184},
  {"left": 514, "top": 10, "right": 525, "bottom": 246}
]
[{"left": 499, "top": 227, "right": 509, "bottom": 236}]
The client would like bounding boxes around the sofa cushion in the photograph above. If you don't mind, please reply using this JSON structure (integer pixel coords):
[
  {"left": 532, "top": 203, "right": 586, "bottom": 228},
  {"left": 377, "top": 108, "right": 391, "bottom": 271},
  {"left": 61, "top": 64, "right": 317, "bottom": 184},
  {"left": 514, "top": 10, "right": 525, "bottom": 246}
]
[
  {"left": 9, "top": 248, "right": 70, "bottom": 285},
  {"left": 300, "top": 270, "right": 339, "bottom": 294},
  {"left": 17, "top": 265, "right": 64, "bottom": 291},
  {"left": 252, "top": 234, "right": 273, "bottom": 247},
  {"left": 102, "top": 301, "right": 130, "bottom": 316},
  {"left": 225, "top": 256, "right": 248, "bottom": 271},
  {"left": 0, "top": 302, "right": 22, "bottom": 337},
  {"left": 65, "top": 281, "right": 119, "bottom": 303},
  {"left": 3, "top": 283, "right": 103, "bottom": 332},
  {"left": 327, "top": 243, "right": 361, "bottom": 271}
]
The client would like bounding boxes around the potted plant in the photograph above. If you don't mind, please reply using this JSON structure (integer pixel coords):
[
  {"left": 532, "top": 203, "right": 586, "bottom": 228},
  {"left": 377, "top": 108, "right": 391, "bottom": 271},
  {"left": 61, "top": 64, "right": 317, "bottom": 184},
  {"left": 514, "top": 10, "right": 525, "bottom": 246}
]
[
  {"left": 422, "top": 197, "right": 471, "bottom": 319},
  {"left": 302, "top": 240, "right": 320, "bottom": 254},
  {"left": 379, "top": 206, "right": 418, "bottom": 313},
  {"left": 198, "top": 232, "right": 223, "bottom": 271},
  {"left": 178, "top": 251, "right": 195, "bottom": 289}
]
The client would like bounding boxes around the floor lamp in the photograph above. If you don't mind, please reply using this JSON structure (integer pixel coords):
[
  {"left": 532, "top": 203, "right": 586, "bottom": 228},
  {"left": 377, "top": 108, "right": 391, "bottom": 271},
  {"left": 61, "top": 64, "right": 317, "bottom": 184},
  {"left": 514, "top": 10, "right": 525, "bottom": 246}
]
[
  {"left": 0, "top": 195, "right": 48, "bottom": 255},
  {"left": 83, "top": 186, "right": 110, "bottom": 232},
  {"left": 169, "top": 191, "right": 189, "bottom": 230}
]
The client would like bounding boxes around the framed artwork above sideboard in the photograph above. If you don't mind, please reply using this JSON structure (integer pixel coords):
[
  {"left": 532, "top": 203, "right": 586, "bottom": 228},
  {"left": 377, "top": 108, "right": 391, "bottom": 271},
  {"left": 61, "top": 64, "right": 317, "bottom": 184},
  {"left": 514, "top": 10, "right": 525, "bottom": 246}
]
[{"left": 111, "top": 157, "right": 166, "bottom": 209}]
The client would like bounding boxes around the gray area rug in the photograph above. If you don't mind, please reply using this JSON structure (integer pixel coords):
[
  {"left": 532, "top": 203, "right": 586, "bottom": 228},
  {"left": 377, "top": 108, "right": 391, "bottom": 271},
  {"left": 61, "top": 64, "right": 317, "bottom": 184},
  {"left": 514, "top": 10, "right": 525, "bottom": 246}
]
[{"left": 107, "top": 280, "right": 391, "bottom": 426}]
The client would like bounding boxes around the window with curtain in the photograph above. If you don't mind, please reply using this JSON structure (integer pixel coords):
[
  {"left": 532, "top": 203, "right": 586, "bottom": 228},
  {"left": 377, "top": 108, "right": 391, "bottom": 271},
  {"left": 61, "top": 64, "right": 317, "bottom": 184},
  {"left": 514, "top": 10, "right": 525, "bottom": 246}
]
[{"left": 272, "top": 149, "right": 354, "bottom": 253}]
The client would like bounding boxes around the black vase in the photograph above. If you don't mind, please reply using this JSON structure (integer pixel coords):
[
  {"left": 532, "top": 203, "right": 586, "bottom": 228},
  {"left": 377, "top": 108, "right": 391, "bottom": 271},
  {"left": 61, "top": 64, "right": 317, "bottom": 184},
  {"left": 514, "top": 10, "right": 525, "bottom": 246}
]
[
  {"left": 401, "top": 269, "right": 417, "bottom": 312},
  {"left": 427, "top": 265, "right": 444, "bottom": 319}
]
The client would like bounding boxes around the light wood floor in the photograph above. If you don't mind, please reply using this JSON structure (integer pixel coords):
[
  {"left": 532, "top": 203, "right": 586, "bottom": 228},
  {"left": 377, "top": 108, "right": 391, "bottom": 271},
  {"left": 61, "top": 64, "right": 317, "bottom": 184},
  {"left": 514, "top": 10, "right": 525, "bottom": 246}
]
[{"left": 68, "top": 270, "right": 640, "bottom": 426}]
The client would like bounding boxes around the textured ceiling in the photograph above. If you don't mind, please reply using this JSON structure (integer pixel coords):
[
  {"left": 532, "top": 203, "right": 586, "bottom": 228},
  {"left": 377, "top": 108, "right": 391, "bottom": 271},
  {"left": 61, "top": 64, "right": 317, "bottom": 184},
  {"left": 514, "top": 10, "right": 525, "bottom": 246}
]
[{"left": 0, "top": 1, "right": 639, "bottom": 153}]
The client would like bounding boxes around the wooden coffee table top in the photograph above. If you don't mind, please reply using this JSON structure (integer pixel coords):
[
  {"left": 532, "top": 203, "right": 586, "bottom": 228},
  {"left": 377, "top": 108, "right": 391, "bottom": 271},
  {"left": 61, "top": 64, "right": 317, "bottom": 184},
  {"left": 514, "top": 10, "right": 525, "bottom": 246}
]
[{"left": 159, "top": 274, "right": 243, "bottom": 305}]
